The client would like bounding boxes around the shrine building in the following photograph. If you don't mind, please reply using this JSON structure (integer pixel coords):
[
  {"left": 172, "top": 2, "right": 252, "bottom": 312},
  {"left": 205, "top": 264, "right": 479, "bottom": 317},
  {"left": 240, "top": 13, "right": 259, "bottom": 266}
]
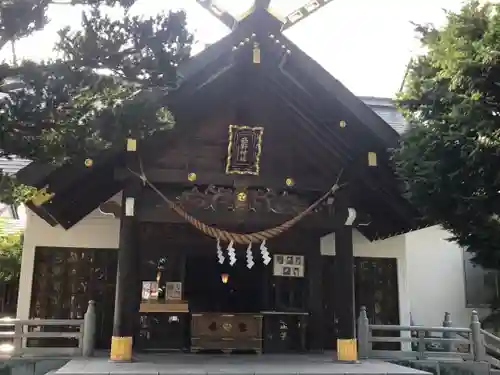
[{"left": 14, "top": 5, "right": 423, "bottom": 361}]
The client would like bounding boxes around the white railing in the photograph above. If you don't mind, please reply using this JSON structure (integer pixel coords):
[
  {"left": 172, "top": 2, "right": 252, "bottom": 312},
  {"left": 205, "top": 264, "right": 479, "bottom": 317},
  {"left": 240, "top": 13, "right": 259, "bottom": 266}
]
[
  {"left": 0, "top": 301, "right": 96, "bottom": 358},
  {"left": 357, "top": 307, "right": 486, "bottom": 362}
]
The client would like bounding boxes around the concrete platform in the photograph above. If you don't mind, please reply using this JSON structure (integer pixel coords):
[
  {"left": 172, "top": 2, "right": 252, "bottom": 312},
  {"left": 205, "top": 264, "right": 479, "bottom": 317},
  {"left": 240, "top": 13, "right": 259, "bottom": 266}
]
[{"left": 54, "top": 354, "right": 432, "bottom": 375}]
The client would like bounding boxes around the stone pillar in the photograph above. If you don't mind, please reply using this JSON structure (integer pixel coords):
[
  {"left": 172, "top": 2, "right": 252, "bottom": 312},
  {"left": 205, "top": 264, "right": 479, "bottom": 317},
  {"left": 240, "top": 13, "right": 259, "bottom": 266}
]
[{"left": 110, "top": 138, "right": 140, "bottom": 362}]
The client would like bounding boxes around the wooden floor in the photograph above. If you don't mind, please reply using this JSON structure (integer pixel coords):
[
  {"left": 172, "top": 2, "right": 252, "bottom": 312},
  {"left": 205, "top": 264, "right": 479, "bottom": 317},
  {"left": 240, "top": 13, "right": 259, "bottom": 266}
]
[{"left": 55, "top": 353, "right": 431, "bottom": 375}]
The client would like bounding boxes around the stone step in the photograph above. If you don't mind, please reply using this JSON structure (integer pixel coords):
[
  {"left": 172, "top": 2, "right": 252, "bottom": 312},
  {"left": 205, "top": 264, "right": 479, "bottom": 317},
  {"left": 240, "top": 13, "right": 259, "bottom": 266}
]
[{"left": 53, "top": 355, "right": 432, "bottom": 375}]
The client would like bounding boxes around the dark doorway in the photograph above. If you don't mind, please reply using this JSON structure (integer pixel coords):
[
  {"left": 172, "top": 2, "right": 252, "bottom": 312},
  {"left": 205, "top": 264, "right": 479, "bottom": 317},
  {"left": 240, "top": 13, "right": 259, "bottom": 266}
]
[{"left": 184, "top": 255, "right": 265, "bottom": 313}]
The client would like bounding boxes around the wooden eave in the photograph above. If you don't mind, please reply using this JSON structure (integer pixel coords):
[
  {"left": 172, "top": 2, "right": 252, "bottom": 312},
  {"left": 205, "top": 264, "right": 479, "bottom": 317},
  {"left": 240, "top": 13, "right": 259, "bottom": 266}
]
[{"left": 15, "top": 8, "right": 421, "bottom": 238}]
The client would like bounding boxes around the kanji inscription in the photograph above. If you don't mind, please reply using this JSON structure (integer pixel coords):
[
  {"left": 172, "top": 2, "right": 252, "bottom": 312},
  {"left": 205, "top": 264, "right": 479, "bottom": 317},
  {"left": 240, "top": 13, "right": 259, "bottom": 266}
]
[{"left": 225, "top": 125, "right": 264, "bottom": 175}]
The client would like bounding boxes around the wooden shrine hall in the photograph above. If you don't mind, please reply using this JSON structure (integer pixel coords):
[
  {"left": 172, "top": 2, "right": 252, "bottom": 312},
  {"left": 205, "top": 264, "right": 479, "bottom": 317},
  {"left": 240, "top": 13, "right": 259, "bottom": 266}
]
[{"left": 16, "top": 1, "right": 420, "bottom": 363}]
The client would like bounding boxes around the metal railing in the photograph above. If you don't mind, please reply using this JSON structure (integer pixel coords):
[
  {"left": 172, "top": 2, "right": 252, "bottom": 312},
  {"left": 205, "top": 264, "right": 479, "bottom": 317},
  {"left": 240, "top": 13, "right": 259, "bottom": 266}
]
[
  {"left": 0, "top": 300, "right": 96, "bottom": 358},
  {"left": 357, "top": 306, "right": 486, "bottom": 362}
]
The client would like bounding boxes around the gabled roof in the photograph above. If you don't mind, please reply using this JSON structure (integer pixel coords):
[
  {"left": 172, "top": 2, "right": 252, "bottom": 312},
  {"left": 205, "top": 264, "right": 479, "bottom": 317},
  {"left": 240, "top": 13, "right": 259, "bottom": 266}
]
[{"left": 15, "top": 8, "right": 421, "bottom": 239}]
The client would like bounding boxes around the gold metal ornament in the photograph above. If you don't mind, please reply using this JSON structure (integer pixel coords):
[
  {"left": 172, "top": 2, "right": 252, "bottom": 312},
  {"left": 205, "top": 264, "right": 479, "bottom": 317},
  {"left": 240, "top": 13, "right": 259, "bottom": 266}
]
[
  {"left": 237, "top": 192, "right": 247, "bottom": 202},
  {"left": 368, "top": 152, "right": 377, "bottom": 167},
  {"left": 32, "top": 186, "right": 55, "bottom": 207},
  {"left": 339, "top": 120, "right": 347, "bottom": 128},
  {"left": 253, "top": 42, "right": 261, "bottom": 64},
  {"left": 188, "top": 173, "right": 197, "bottom": 182},
  {"left": 84, "top": 158, "right": 93, "bottom": 167},
  {"left": 126, "top": 138, "right": 137, "bottom": 152},
  {"left": 285, "top": 178, "right": 295, "bottom": 187}
]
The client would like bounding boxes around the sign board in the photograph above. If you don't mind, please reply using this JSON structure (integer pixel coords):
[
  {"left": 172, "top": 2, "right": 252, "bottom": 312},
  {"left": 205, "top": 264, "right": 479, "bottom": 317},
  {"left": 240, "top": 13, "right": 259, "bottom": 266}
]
[
  {"left": 273, "top": 254, "right": 305, "bottom": 278},
  {"left": 225, "top": 125, "right": 264, "bottom": 175},
  {"left": 141, "top": 281, "right": 158, "bottom": 301},
  {"left": 166, "top": 281, "right": 182, "bottom": 301}
]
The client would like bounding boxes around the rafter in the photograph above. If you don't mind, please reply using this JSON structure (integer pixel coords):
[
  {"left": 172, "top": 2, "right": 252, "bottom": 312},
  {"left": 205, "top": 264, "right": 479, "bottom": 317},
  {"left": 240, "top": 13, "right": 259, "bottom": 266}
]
[
  {"left": 194, "top": 0, "right": 238, "bottom": 30},
  {"left": 282, "top": 0, "right": 335, "bottom": 31}
]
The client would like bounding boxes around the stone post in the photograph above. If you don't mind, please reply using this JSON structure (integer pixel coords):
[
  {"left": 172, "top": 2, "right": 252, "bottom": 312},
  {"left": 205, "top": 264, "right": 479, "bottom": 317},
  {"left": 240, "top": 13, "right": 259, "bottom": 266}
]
[
  {"left": 13, "top": 321, "right": 22, "bottom": 356},
  {"left": 357, "top": 306, "right": 370, "bottom": 359},
  {"left": 82, "top": 300, "right": 96, "bottom": 357},
  {"left": 470, "top": 310, "right": 485, "bottom": 362},
  {"left": 442, "top": 312, "right": 454, "bottom": 352}
]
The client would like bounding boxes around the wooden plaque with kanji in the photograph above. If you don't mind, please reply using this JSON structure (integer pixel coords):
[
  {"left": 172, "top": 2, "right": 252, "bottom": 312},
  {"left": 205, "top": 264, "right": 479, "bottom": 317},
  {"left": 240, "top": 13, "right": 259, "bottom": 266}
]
[{"left": 225, "top": 125, "right": 264, "bottom": 175}]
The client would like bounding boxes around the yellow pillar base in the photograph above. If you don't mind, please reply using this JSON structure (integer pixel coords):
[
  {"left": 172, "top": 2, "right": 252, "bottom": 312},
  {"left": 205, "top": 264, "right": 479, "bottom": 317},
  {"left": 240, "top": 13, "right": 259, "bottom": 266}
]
[
  {"left": 337, "top": 339, "right": 358, "bottom": 362},
  {"left": 110, "top": 336, "right": 133, "bottom": 362}
]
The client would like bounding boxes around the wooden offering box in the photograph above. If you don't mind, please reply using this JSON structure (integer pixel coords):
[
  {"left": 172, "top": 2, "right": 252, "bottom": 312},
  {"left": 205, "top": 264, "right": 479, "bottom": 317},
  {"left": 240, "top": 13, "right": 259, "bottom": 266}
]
[{"left": 191, "top": 313, "right": 263, "bottom": 354}]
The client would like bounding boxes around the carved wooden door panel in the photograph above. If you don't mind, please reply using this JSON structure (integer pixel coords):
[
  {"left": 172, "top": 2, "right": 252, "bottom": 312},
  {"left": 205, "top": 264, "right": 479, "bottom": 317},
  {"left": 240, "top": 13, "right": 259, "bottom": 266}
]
[
  {"left": 354, "top": 257, "right": 399, "bottom": 350},
  {"left": 30, "top": 247, "right": 117, "bottom": 349},
  {"left": 322, "top": 256, "right": 399, "bottom": 350}
]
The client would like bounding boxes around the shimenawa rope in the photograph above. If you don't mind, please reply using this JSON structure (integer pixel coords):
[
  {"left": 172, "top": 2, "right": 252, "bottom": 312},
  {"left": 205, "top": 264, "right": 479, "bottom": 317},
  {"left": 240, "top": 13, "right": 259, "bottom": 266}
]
[{"left": 128, "top": 159, "right": 342, "bottom": 245}]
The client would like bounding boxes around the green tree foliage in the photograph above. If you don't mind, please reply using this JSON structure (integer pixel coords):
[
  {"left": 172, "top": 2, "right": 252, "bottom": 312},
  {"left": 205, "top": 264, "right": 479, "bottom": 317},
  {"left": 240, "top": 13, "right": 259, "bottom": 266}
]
[
  {"left": 0, "top": 0, "right": 193, "bottom": 203},
  {"left": 0, "top": 220, "right": 22, "bottom": 282},
  {"left": 394, "top": 1, "right": 500, "bottom": 269},
  {"left": 0, "top": 0, "right": 136, "bottom": 52}
]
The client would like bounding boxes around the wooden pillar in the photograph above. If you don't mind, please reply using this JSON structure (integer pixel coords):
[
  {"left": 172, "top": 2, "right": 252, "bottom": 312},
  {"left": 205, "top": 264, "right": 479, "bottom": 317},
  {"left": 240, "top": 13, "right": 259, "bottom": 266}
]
[
  {"left": 334, "top": 205, "right": 357, "bottom": 362},
  {"left": 110, "top": 138, "right": 140, "bottom": 362},
  {"left": 308, "top": 237, "right": 323, "bottom": 352}
]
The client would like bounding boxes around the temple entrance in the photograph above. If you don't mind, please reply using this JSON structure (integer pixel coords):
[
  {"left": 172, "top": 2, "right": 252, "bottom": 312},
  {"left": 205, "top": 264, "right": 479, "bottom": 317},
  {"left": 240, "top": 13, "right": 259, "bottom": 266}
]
[{"left": 185, "top": 255, "right": 265, "bottom": 313}]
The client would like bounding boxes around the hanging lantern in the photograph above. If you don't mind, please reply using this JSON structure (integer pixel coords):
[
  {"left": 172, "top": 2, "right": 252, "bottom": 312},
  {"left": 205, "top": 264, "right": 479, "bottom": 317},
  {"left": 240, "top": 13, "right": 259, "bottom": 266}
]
[{"left": 221, "top": 273, "right": 230, "bottom": 284}]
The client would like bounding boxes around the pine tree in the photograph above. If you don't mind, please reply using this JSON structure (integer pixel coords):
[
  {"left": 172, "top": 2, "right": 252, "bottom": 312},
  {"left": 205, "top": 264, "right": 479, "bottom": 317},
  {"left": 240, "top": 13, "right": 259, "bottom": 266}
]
[{"left": 0, "top": 0, "right": 193, "bottom": 203}]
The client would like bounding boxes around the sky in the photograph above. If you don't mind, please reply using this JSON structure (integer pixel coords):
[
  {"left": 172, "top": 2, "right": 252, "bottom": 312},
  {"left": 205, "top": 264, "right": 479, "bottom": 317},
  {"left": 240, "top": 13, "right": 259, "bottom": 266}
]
[{"left": 7, "top": 0, "right": 465, "bottom": 97}]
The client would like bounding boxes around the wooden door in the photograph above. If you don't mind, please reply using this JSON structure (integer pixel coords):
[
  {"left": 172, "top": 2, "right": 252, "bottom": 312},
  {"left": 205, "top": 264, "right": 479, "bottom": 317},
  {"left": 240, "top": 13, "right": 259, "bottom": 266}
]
[
  {"left": 30, "top": 247, "right": 117, "bottom": 349},
  {"left": 322, "top": 256, "right": 400, "bottom": 351}
]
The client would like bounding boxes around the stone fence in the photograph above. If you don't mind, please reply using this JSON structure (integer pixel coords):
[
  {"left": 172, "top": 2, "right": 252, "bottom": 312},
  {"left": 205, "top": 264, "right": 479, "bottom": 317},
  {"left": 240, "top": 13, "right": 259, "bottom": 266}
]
[
  {"left": 0, "top": 301, "right": 96, "bottom": 358},
  {"left": 357, "top": 306, "right": 489, "bottom": 362}
]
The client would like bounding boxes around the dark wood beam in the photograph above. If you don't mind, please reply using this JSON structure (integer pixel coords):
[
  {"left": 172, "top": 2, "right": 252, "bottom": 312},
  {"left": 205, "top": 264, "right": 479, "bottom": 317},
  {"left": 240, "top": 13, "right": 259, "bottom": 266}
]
[
  {"left": 333, "top": 204, "right": 356, "bottom": 360},
  {"left": 25, "top": 202, "right": 60, "bottom": 227},
  {"left": 308, "top": 236, "right": 324, "bottom": 352},
  {"left": 111, "top": 141, "right": 141, "bottom": 362},
  {"left": 115, "top": 167, "right": 331, "bottom": 193}
]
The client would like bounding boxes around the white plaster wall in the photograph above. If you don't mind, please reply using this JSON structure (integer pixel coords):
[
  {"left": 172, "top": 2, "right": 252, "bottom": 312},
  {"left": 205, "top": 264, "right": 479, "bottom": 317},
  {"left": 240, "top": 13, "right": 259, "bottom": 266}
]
[
  {"left": 320, "top": 230, "right": 411, "bottom": 329},
  {"left": 405, "top": 225, "right": 489, "bottom": 328},
  {"left": 16, "top": 209, "right": 120, "bottom": 319}
]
